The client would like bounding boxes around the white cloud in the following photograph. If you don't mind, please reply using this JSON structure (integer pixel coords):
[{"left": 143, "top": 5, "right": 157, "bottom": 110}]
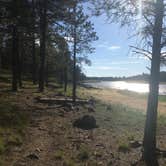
[
  {"left": 93, "top": 61, "right": 142, "bottom": 65},
  {"left": 110, "top": 61, "right": 141, "bottom": 65},
  {"left": 97, "top": 42, "right": 121, "bottom": 51},
  {"left": 85, "top": 66, "right": 128, "bottom": 71},
  {"left": 108, "top": 46, "right": 121, "bottom": 50}
]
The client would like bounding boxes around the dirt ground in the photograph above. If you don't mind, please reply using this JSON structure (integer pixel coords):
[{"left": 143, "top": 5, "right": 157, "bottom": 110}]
[
  {"left": 3, "top": 102, "right": 144, "bottom": 166},
  {"left": 1, "top": 85, "right": 166, "bottom": 166}
]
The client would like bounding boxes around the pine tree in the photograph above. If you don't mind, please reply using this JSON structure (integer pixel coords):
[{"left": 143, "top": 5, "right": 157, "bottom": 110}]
[{"left": 67, "top": 2, "right": 98, "bottom": 102}]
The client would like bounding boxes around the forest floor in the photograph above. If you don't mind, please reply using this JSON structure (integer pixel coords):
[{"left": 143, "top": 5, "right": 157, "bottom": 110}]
[{"left": 0, "top": 78, "right": 166, "bottom": 165}]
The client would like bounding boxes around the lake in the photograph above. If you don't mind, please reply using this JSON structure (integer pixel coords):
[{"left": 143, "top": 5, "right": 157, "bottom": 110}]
[{"left": 84, "top": 81, "right": 166, "bottom": 95}]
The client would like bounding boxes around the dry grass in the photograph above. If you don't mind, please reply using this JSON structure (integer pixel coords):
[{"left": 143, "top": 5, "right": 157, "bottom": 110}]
[{"left": 78, "top": 87, "right": 166, "bottom": 115}]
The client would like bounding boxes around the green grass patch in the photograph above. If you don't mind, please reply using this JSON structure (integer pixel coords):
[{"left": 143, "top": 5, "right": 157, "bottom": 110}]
[
  {"left": 77, "top": 145, "right": 90, "bottom": 161},
  {"left": 118, "top": 142, "right": 130, "bottom": 153},
  {"left": 0, "top": 101, "right": 29, "bottom": 156},
  {"left": 7, "top": 134, "right": 23, "bottom": 146},
  {"left": 0, "top": 138, "right": 5, "bottom": 154},
  {"left": 54, "top": 150, "right": 64, "bottom": 160},
  {"left": 96, "top": 101, "right": 145, "bottom": 128},
  {"left": 63, "top": 158, "right": 76, "bottom": 166},
  {"left": 94, "top": 101, "right": 146, "bottom": 141},
  {"left": 0, "top": 102, "right": 28, "bottom": 128}
]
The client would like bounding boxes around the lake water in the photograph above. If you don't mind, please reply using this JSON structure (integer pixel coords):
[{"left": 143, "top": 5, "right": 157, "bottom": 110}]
[{"left": 84, "top": 81, "right": 166, "bottom": 95}]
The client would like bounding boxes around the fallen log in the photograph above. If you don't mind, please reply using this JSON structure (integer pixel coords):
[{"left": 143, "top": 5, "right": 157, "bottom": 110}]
[{"left": 35, "top": 97, "right": 89, "bottom": 105}]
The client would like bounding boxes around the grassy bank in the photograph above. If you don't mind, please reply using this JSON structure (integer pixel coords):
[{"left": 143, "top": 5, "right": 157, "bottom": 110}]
[{"left": 78, "top": 86, "right": 166, "bottom": 115}]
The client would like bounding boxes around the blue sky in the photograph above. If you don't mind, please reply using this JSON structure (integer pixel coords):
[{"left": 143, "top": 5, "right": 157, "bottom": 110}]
[{"left": 82, "top": 12, "right": 151, "bottom": 77}]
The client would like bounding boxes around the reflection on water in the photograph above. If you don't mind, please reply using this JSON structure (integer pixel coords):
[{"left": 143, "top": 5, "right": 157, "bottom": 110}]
[{"left": 84, "top": 81, "right": 166, "bottom": 95}]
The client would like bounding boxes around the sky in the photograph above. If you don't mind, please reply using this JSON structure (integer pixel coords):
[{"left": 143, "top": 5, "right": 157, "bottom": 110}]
[{"left": 82, "top": 9, "right": 151, "bottom": 77}]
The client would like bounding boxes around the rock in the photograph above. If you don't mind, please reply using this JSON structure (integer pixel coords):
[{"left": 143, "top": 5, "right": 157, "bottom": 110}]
[
  {"left": 35, "top": 148, "right": 42, "bottom": 153},
  {"left": 26, "top": 153, "right": 39, "bottom": 160},
  {"left": 95, "top": 143, "right": 105, "bottom": 148},
  {"left": 129, "top": 141, "right": 142, "bottom": 148},
  {"left": 73, "top": 115, "right": 98, "bottom": 130}
]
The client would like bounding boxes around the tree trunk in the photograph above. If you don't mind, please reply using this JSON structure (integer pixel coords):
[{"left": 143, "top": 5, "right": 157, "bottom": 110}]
[
  {"left": 143, "top": 0, "right": 164, "bottom": 165},
  {"left": 0, "top": 35, "right": 2, "bottom": 69},
  {"left": 72, "top": 35, "right": 77, "bottom": 102},
  {"left": 64, "top": 67, "right": 68, "bottom": 93},
  {"left": 72, "top": 5, "right": 77, "bottom": 103},
  {"left": 18, "top": 34, "right": 23, "bottom": 88},
  {"left": 45, "top": 58, "right": 48, "bottom": 87},
  {"left": 32, "top": 33, "right": 37, "bottom": 85},
  {"left": 32, "top": 0, "right": 37, "bottom": 85},
  {"left": 12, "top": 25, "right": 19, "bottom": 91},
  {"left": 39, "top": 0, "right": 47, "bottom": 92}
]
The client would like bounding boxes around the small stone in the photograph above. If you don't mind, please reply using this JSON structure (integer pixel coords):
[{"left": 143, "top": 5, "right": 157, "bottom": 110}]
[
  {"left": 98, "top": 161, "right": 103, "bottom": 165},
  {"left": 26, "top": 153, "right": 39, "bottom": 160},
  {"left": 35, "top": 148, "right": 42, "bottom": 153},
  {"left": 129, "top": 141, "right": 142, "bottom": 148}
]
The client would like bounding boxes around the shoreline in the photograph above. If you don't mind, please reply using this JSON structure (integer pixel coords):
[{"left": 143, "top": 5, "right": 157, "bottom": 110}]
[
  {"left": 80, "top": 81, "right": 166, "bottom": 96},
  {"left": 79, "top": 86, "right": 166, "bottom": 115}
]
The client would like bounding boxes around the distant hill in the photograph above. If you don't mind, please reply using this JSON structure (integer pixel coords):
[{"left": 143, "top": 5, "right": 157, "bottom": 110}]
[{"left": 86, "top": 71, "right": 166, "bottom": 82}]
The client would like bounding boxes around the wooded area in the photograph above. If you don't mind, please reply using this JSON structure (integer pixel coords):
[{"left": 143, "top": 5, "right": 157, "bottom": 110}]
[
  {"left": 0, "top": 0, "right": 97, "bottom": 96},
  {"left": 0, "top": 0, "right": 166, "bottom": 166}
]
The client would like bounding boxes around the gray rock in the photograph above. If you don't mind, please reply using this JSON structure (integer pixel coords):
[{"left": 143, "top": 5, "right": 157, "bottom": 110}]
[
  {"left": 73, "top": 115, "right": 98, "bottom": 130},
  {"left": 129, "top": 141, "right": 142, "bottom": 148}
]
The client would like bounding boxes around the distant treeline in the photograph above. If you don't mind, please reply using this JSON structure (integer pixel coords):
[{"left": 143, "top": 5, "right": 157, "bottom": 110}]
[{"left": 86, "top": 71, "right": 166, "bottom": 82}]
